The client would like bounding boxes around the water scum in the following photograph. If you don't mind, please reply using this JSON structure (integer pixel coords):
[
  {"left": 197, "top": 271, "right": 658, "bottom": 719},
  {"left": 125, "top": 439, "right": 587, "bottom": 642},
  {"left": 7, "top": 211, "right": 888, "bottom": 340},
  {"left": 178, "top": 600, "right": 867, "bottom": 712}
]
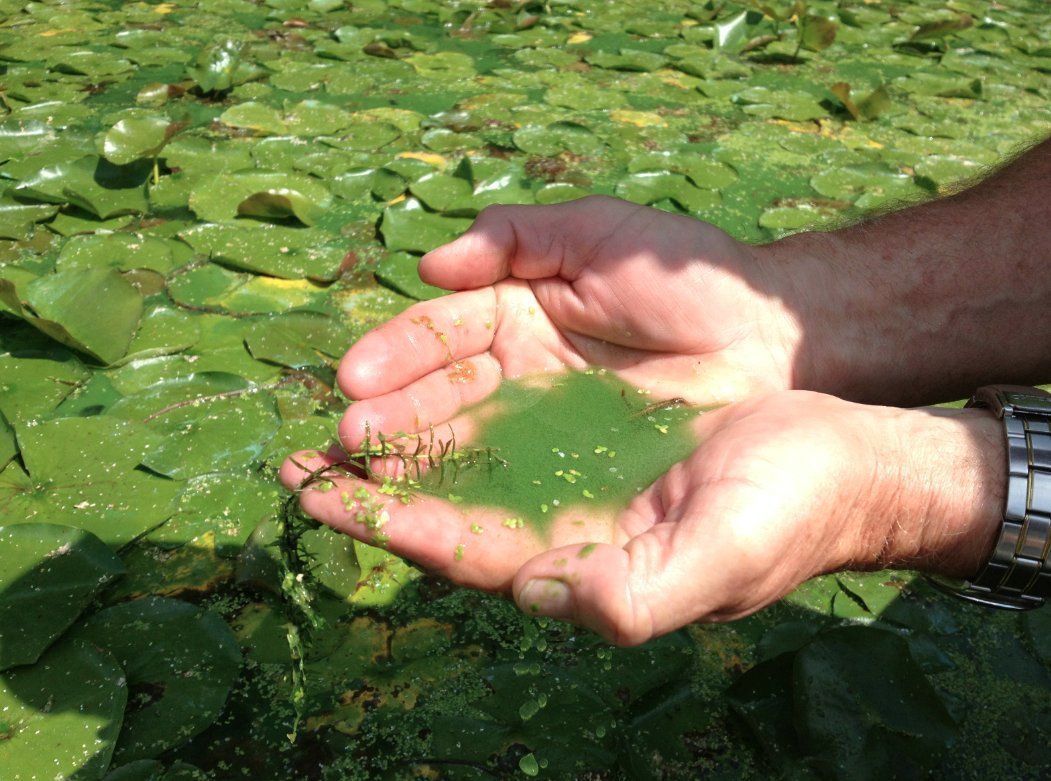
[{"left": 350, "top": 369, "right": 705, "bottom": 536}]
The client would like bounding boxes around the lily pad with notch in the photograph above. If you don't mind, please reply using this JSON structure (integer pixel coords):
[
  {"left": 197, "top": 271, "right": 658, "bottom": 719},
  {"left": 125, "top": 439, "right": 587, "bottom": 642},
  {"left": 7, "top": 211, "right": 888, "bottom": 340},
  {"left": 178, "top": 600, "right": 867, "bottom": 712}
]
[{"left": 68, "top": 596, "right": 242, "bottom": 763}]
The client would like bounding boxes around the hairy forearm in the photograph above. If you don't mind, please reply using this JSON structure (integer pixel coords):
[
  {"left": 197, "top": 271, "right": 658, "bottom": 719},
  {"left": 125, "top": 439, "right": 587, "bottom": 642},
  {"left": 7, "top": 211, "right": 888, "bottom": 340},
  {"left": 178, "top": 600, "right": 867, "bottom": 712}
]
[{"left": 763, "top": 136, "right": 1051, "bottom": 406}]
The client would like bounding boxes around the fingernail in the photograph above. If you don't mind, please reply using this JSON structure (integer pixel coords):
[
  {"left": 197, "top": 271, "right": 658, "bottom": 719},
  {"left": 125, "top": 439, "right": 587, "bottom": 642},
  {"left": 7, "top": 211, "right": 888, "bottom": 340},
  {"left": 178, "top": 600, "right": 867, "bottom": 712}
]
[{"left": 518, "top": 578, "right": 574, "bottom": 621}]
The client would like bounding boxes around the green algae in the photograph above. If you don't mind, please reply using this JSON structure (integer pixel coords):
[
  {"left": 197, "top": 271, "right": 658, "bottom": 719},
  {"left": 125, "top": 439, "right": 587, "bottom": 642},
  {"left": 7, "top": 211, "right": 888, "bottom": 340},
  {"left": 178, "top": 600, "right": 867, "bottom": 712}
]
[{"left": 413, "top": 370, "right": 702, "bottom": 533}]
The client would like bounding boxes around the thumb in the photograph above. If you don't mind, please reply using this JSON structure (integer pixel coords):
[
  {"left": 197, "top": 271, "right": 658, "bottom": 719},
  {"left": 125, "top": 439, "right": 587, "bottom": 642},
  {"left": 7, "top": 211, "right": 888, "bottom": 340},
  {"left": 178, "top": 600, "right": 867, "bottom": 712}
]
[
  {"left": 512, "top": 541, "right": 666, "bottom": 647},
  {"left": 421, "top": 203, "right": 564, "bottom": 290},
  {"left": 422, "top": 198, "right": 630, "bottom": 290}
]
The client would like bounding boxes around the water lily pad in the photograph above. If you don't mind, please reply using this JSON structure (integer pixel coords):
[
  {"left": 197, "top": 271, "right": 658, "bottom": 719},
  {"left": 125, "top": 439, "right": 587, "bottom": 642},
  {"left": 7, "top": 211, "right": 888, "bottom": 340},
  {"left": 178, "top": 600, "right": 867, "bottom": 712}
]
[
  {"left": 317, "top": 119, "right": 399, "bottom": 150},
  {"left": 374, "top": 251, "right": 447, "bottom": 300},
  {"left": 0, "top": 415, "right": 178, "bottom": 547},
  {"left": 627, "top": 153, "right": 738, "bottom": 189},
  {"left": 380, "top": 198, "right": 472, "bottom": 254},
  {"left": 285, "top": 100, "right": 357, "bottom": 136},
  {"left": 56, "top": 234, "right": 186, "bottom": 275},
  {"left": 0, "top": 202, "right": 58, "bottom": 241},
  {"left": 138, "top": 390, "right": 280, "bottom": 480},
  {"left": 120, "top": 306, "right": 202, "bottom": 365},
  {"left": 616, "top": 171, "right": 721, "bottom": 214},
  {"left": 811, "top": 165, "right": 926, "bottom": 208},
  {"left": 3, "top": 267, "right": 144, "bottom": 365},
  {"left": 179, "top": 223, "right": 344, "bottom": 280},
  {"left": 544, "top": 80, "right": 628, "bottom": 110},
  {"left": 406, "top": 51, "right": 476, "bottom": 79},
  {"left": 513, "top": 122, "right": 606, "bottom": 156},
  {"left": 244, "top": 311, "right": 352, "bottom": 368},
  {"left": 585, "top": 48, "right": 668, "bottom": 72},
  {"left": 15, "top": 155, "right": 149, "bottom": 218},
  {"left": 0, "top": 639, "right": 127, "bottom": 781},
  {"left": 188, "top": 170, "right": 332, "bottom": 226},
  {"left": 149, "top": 471, "right": 282, "bottom": 553},
  {"left": 0, "top": 335, "right": 90, "bottom": 424},
  {"left": 167, "top": 263, "right": 331, "bottom": 313},
  {"left": 219, "top": 102, "right": 288, "bottom": 135},
  {"left": 186, "top": 37, "right": 264, "bottom": 94},
  {"left": 758, "top": 203, "right": 843, "bottom": 232},
  {"left": 409, "top": 172, "right": 475, "bottom": 214},
  {"left": 535, "top": 182, "right": 590, "bottom": 204},
  {"left": 69, "top": 597, "right": 241, "bottom": 762},
  {"left": 0, "top": 523, "right": 125, "bottom": 670},
  {"left": 733, "top": 86, "right": 829, "bottom": 121},
  {"left": 100, "top": 114, "right": 181, "bottom": 166}
]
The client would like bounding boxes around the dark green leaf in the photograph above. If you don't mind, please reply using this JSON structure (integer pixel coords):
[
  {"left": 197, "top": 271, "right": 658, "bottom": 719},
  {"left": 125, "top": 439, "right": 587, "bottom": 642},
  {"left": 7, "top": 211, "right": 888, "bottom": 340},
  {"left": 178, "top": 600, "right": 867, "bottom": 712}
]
[
  {"left": 70, "top": 597, "right": 241, "bottom": 762},
  {"left": 22, "top": 268, "right": 144, "bottom": 365},
  {"left": 0, "top": 639, "right": 127, "bottom": 781},
  {"left": 14, "top": 155, "right": 149, "bottom": 218},
  {"left": 0, "top": 523, "right": 124, "bottom": 670},
  {"left": 374, "top": 251, "right": 448, "bottom": 301},
  {"left": 380, "top": 198, "right": 472, "bottom": 254},
  {"left": 101, "top": 114, "right": 181, "bottom": 166}
]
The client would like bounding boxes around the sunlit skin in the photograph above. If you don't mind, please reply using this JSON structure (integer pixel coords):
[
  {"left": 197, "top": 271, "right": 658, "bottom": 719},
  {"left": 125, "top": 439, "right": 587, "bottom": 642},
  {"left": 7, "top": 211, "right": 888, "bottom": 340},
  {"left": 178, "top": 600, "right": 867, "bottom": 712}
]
[{"left": 284, "top": 140, "right": 1051, "bottom": 645}]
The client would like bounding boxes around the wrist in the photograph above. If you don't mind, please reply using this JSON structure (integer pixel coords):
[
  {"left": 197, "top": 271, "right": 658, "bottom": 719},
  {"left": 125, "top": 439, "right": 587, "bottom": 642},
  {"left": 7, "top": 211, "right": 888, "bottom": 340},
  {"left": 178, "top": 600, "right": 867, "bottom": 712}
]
[{"left": 867, "top": 406, "right": 1003, "bottom": 578}]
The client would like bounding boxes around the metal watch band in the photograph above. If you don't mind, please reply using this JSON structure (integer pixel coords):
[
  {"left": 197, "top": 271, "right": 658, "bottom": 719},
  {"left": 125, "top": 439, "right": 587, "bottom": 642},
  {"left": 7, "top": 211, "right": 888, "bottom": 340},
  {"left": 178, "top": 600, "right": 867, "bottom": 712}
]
[{"left": 953, "top": 385, "right": 1051, "bottom": 610}]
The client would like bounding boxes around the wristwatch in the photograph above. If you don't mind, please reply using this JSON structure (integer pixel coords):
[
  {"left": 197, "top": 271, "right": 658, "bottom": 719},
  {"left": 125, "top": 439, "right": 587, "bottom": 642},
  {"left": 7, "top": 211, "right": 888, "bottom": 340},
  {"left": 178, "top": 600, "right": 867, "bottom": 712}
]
[{"left": 936, "top": 385, "right": 1051, "bottom": 610}]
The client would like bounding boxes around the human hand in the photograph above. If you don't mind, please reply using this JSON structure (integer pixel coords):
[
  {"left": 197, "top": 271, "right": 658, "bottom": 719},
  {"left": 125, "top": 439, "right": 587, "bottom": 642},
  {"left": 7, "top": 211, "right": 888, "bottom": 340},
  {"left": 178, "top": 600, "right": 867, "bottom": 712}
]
[
  {"left": 280, "top": 391, "right": 1003, "bottom": 645},
  {"left": 337, "top": 196, "right": 815, "bottom": 448}
]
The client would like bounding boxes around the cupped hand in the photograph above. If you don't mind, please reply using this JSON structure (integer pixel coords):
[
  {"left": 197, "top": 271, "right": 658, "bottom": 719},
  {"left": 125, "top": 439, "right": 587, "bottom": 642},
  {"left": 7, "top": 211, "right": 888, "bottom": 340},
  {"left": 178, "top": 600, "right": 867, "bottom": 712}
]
[
  {"left": 281, "top": 391, "right": 1001, "bottom": 645},
  {"left": 336, "top": 196, "right": 807, "bottom": 451}
]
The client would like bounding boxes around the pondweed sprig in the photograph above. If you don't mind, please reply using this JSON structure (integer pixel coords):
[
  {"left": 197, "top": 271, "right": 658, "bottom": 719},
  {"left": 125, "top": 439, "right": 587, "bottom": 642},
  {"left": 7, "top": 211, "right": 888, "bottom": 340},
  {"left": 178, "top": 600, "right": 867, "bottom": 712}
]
[{"left": 277, "top": 426, "right": 507, "bottom": 741}]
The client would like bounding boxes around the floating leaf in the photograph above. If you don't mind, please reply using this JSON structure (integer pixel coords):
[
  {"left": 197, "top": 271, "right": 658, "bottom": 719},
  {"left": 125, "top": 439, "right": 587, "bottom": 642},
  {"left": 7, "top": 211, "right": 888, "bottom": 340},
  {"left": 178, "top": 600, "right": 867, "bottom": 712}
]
[
  {"left": 0, "top": 202, "right": 58, "bottom": 241},
  {"left": 616, "top": 171, "right": 721, "bottom": 214},
  {"left": 285, "top": 100, "right": 357, "bottom": 136},
  {"left": 244, "top": 311, "right": 352, "bottom": 368},
  {"left": 715, "top": 10, "right": 761, "bottom": 52},
  {"left": 219, "top": 102, "right": 288, "bottom": 135},
  {"left": 374, "top": 251, "right": 447, "bottom": 301},
  {"left": 138, "top": 391, "right": 280, "bottom": 480},
  {"left": 733, "top": 86, "right": 828, "bottom": 121},
  {"left": 0, "top": 332, "right": 91, "bottom": 424},
  {"left": 3, "top": 267, "right": 144, "bottom": 365},
  {"left": 179, "top": 223, "right": 344, "bottom": 280},
  {"left": 409, "top": 172, "right": 475, "bottom": 214},
  {"left": 149, "top": 471, "right": 283, "bottom": 553},
  {"left": 406, "top": 51, "right": 476, "bottom": 79},
  {"left": 0, "top": 523, "right": 125, "bottom": 670},
  {"left": 911, "top": 13, "right": 973, "bottom": 41},
  {"left": 70, "top": 597, "right": 241, "bottom": 762},
  {"left": 758, "top": 202, "right": 843, "bottom": 232},
  {"left": 535, "top": 182, "right": 590, "bottom": 204},
  {"left": 0, "top": 416, "right": 177, "bottom": 547},
  {"left": 627, "top": 153, "right": 737, "bottom": 189},
  {"left": 15, "top": 155, "right": 149, "bottom": 218},
  {"left": 188, "top": 170, "right": 332, "bottom": 226},
  {"left": 513, "top": 122, "right": 606, "bottom": 156},
  {"left": 380, "top": 198, "right": 472, "bottom": 255},
  {"left": 795, "top": 627, "right": 957, "bottom": 776},
  {"left": 56, "top": 234, "right": 186, "bottom": 275},
  {"left": 186, "top": 37, "right": 261, "bottom": 94},
  {"left": 585, "top": 49, "right": 668, "bottom": 72},
  {"left": 100, "top": 114, "right": 181, "bottom": 166},
  {"left": 0, "top": 639, "right": 127, "bottom": 781}
]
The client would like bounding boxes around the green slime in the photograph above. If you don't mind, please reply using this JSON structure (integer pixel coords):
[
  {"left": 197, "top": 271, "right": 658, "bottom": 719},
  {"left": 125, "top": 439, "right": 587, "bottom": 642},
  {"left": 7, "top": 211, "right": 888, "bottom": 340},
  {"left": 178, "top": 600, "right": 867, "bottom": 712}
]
[{"left": 414, "top": 370, "right": 702, "bottom": 533}]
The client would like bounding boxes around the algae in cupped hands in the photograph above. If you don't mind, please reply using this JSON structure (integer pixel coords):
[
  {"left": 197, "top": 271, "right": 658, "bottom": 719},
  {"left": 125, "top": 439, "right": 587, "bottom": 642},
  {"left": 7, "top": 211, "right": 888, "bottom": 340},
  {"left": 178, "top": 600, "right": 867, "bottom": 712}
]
[{"left": 405, "top": 369, "right": 705, "bottom": 534}]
